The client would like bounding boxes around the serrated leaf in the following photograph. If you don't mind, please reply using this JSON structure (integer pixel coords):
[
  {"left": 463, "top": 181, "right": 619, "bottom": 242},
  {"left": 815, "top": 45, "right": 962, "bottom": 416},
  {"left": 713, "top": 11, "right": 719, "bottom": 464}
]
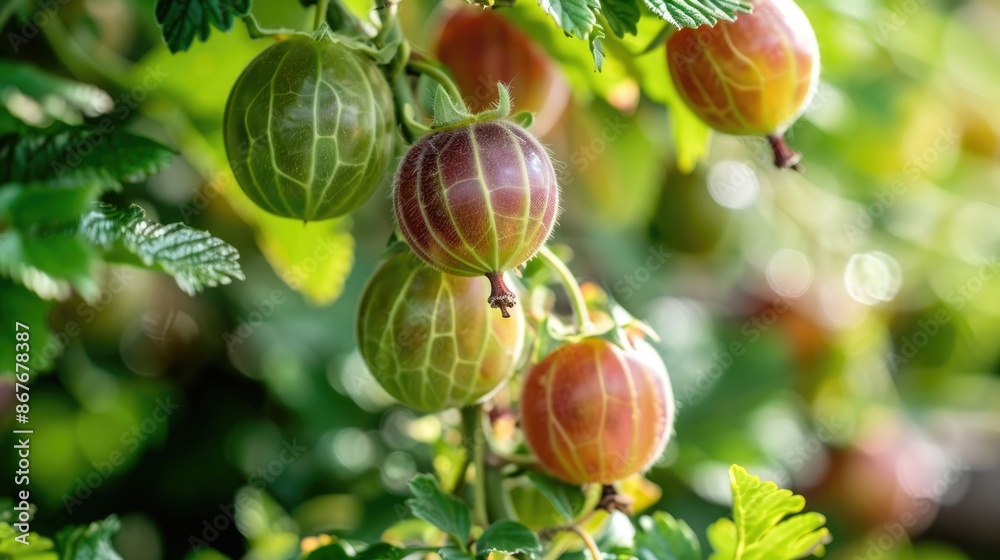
[
  {"left": 525, "top": 471, "right": 587, "bottom": 523},
  {"left": 539, "top": 0, "right": 600, "bottom": 38},
  {"left": 0, "top": 127, "right": 173, "bottom": 186},
  {"left": 78, "top": 202, "right": 244, "bottom": 295},
  {"left": 635, "top": 512, "right": 701, "bottom": 560},
  {"left": 0, "top": 522, "right": 57, "bottom": 559},
  {"left": 406, "top": 474, "right": 472, "bottom": 546},
  {"left": 155, "top": 0, "right": 251, "bottom": 53},
  {"left": 0, "top": 61, "right": 113, "bottom": 130},
  {"left": 601, "top": 0, "right": 641, "bottom": 36},
  {"left": 56, "top": 515, "right": 124, "bottom": 560},
  {"left": 644, "top": 0, "right": 751, "bottom": 29},
  {"left": 475, "top": 520, "right": 542, "bottom": 559},
  {"left": 707, "top": 465, "right": 831, "bottom": 560}
]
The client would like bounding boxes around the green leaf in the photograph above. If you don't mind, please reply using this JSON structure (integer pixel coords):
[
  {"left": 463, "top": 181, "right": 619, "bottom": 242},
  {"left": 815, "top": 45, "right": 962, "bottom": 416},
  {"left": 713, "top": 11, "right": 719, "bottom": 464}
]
[
  {"left": 525, "top": 471, "right": 587, "bottom": 523},
  {"left": 475, "top": 520, "right": 542, "bottom": 559},
  {"left": 181, "top": 548, "right": 233, "bottom": 560},
  {"left": 78, "top": 203, "right": 244, "bottom": 295},
  {"left": 539, "top": 0, "right": 600, "bottom": 38},
  {"left": 0, "top": 522, "right": 58, "bottom": 559},
  {"left": 0, "top": 61, "right": 113, "bottom": 130},
  {"left": 635, "top": 512, "right": 701, "bottom": 560},
  {"left": 0, "top": 127, "right": 173, "bottom": 186},
  {"left": 56, "top": 515, "right": 124, "bottom": 560},
  {"left": 707, "top": 465, "right": 831, "bottom": 560},
  {"left": 154, "top": 0, "right": 252, "bottom": 53},
  {"left": 405, "top": 474, "right": 472, "bottom": 546},
  {"left": 601, "top": 0, "right": 641, "bottom": 36},
  {"left": 0, "top": 230, "right": 100, "bottom": 301},
  {"left": 643, "top": 0, "right": 751, "bottom": 29},
  {"left": 306, "top": 543, "right": 353, "bottom": 560},
  {"left": 590, "top": 27, "right": 606, "bottom": 70},
  {"left": 350, "top": 543, "right": 441, "bottom": 560},
  {"left": 438, "top": 547, "right": 474, "bottom": 560}
]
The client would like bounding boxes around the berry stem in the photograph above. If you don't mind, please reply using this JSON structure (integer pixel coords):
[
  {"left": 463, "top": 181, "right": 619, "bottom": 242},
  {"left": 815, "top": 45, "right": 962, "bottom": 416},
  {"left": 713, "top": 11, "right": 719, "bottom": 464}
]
[
  {"left": 537, "top": 246, "right": 593, "bottom": 334},
  {"left": 313, "top": 0, "right": 330, "bottom": 30},
  {"left": 407, "top": 59, "right": 465, "bottom": 109},
  {"left": 767, "top": 133, "right": 803, "bottom": 171},
  {"left": 461, "top": 405, "right": 489, "bottom": 528},
  {"left": 570, "top": 525, "right": 602, "bottom": 560},
  {"left": 241, "top": 15, "right": 299, "bottom": 39},
  {"left": 486, "top": 272, "right": 516, "bottom": 319}
]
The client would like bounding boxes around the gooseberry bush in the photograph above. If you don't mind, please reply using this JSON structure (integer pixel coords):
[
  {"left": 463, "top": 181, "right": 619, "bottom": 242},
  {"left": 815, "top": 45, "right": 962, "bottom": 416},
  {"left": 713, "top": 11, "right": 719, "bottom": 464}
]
[{"left": 1, "top": 0, "right": 830, "bottom": 556}]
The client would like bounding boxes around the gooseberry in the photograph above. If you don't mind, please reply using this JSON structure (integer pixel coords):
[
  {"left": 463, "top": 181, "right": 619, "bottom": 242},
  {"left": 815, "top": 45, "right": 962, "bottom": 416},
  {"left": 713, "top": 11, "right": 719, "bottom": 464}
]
[
  {"left": 356, "top": 249, "right": 526, "bottom": 412},
  {"left": 224, "top": 30, "right": 396, "bottom": 221},
  {"left": 393, "top": 119, "right": 558, "bottom": 318},
  {"left": 520, "top": 337, "right": 675, "bottom": 485},
  {"left": 666, "top": 0, "right": 820, "bottom": 169},
  {"left": 434, "top": 8, "right": 570, "bottom": 137}
]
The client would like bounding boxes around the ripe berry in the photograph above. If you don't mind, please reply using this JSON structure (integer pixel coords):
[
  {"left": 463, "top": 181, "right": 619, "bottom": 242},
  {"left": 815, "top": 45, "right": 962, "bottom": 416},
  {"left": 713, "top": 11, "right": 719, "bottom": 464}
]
[
  {"left": 434, "top": 8, "right": 570, "bottom": 136},
  {"left": 356, "top": 250, "right": 526, "bottom": 412},
  {"left": 520, "top": 337, "right": 675, "bottom": 485},
  {"left": 393, "top": 120, "right": 558, "bottom": 317},
  {"left": 666, "top": 0, "right": 820, "bottom": 169},
  {"left": 224, "top": 31, "right": 396, "bottom": 221}
]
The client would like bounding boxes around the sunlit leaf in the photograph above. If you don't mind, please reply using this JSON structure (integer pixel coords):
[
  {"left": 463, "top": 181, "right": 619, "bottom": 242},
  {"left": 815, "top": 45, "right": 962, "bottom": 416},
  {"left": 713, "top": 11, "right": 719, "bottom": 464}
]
[
  {"left": 635, "top": 512, "right": 701, "bottom": 560},
  {"left": 707, "top": 465, "right": 831, "bottom": 560},
  {"left": 475, "top": 519, "right": 542, "bottom": 559},
  {"left": 405, "top": 474, "right": 472, "bottom": 546}
]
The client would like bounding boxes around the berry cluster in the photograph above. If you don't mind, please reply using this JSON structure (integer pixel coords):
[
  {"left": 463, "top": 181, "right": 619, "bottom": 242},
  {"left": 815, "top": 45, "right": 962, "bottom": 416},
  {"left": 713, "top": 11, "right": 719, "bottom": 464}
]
[{"left": 221, "top": 0, "right": 819, "bottom": 486}]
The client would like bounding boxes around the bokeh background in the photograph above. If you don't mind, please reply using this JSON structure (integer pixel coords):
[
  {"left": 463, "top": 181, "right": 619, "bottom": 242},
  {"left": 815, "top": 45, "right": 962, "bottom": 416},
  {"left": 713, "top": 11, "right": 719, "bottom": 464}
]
[{"left": 2, "top": 0, "right": 1000, "bottom": 558}]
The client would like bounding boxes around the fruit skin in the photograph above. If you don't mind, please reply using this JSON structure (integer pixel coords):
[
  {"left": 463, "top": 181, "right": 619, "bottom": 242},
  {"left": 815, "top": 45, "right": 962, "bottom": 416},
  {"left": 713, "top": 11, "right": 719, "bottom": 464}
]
[
  {"left": 666, "top": 0, "right": 819, "bottom": 168},
  {"left": 520, "top": 337, "right": 675, "bottom": 485},
  {"left": 434, "top": 9, "right": 570, "bottom": 137},
  {"left": 393, "top": 119, "right": 558, "bottom": 317},
  {"left": 224, "top": 32, "right": 396, "bottom": 221},
  {"left": 356, "top": 250, "right": 525, "bottom": 412}
]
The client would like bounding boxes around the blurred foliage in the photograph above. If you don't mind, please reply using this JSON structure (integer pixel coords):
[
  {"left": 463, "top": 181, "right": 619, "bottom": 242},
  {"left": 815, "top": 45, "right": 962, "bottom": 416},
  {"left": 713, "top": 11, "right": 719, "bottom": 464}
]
[{"left": 1, "top": 0, "right": 1000, "bottom": 558}]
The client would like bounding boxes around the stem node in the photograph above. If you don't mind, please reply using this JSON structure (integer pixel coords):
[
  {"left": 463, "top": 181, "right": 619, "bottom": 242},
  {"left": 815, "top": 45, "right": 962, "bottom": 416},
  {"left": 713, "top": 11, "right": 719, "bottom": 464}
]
[
  {"left": 486, "top": 272, "right": 516, "bottom": 319},
  {"left": 767, "top": 133, "right": 803, "bottom": 171}
]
